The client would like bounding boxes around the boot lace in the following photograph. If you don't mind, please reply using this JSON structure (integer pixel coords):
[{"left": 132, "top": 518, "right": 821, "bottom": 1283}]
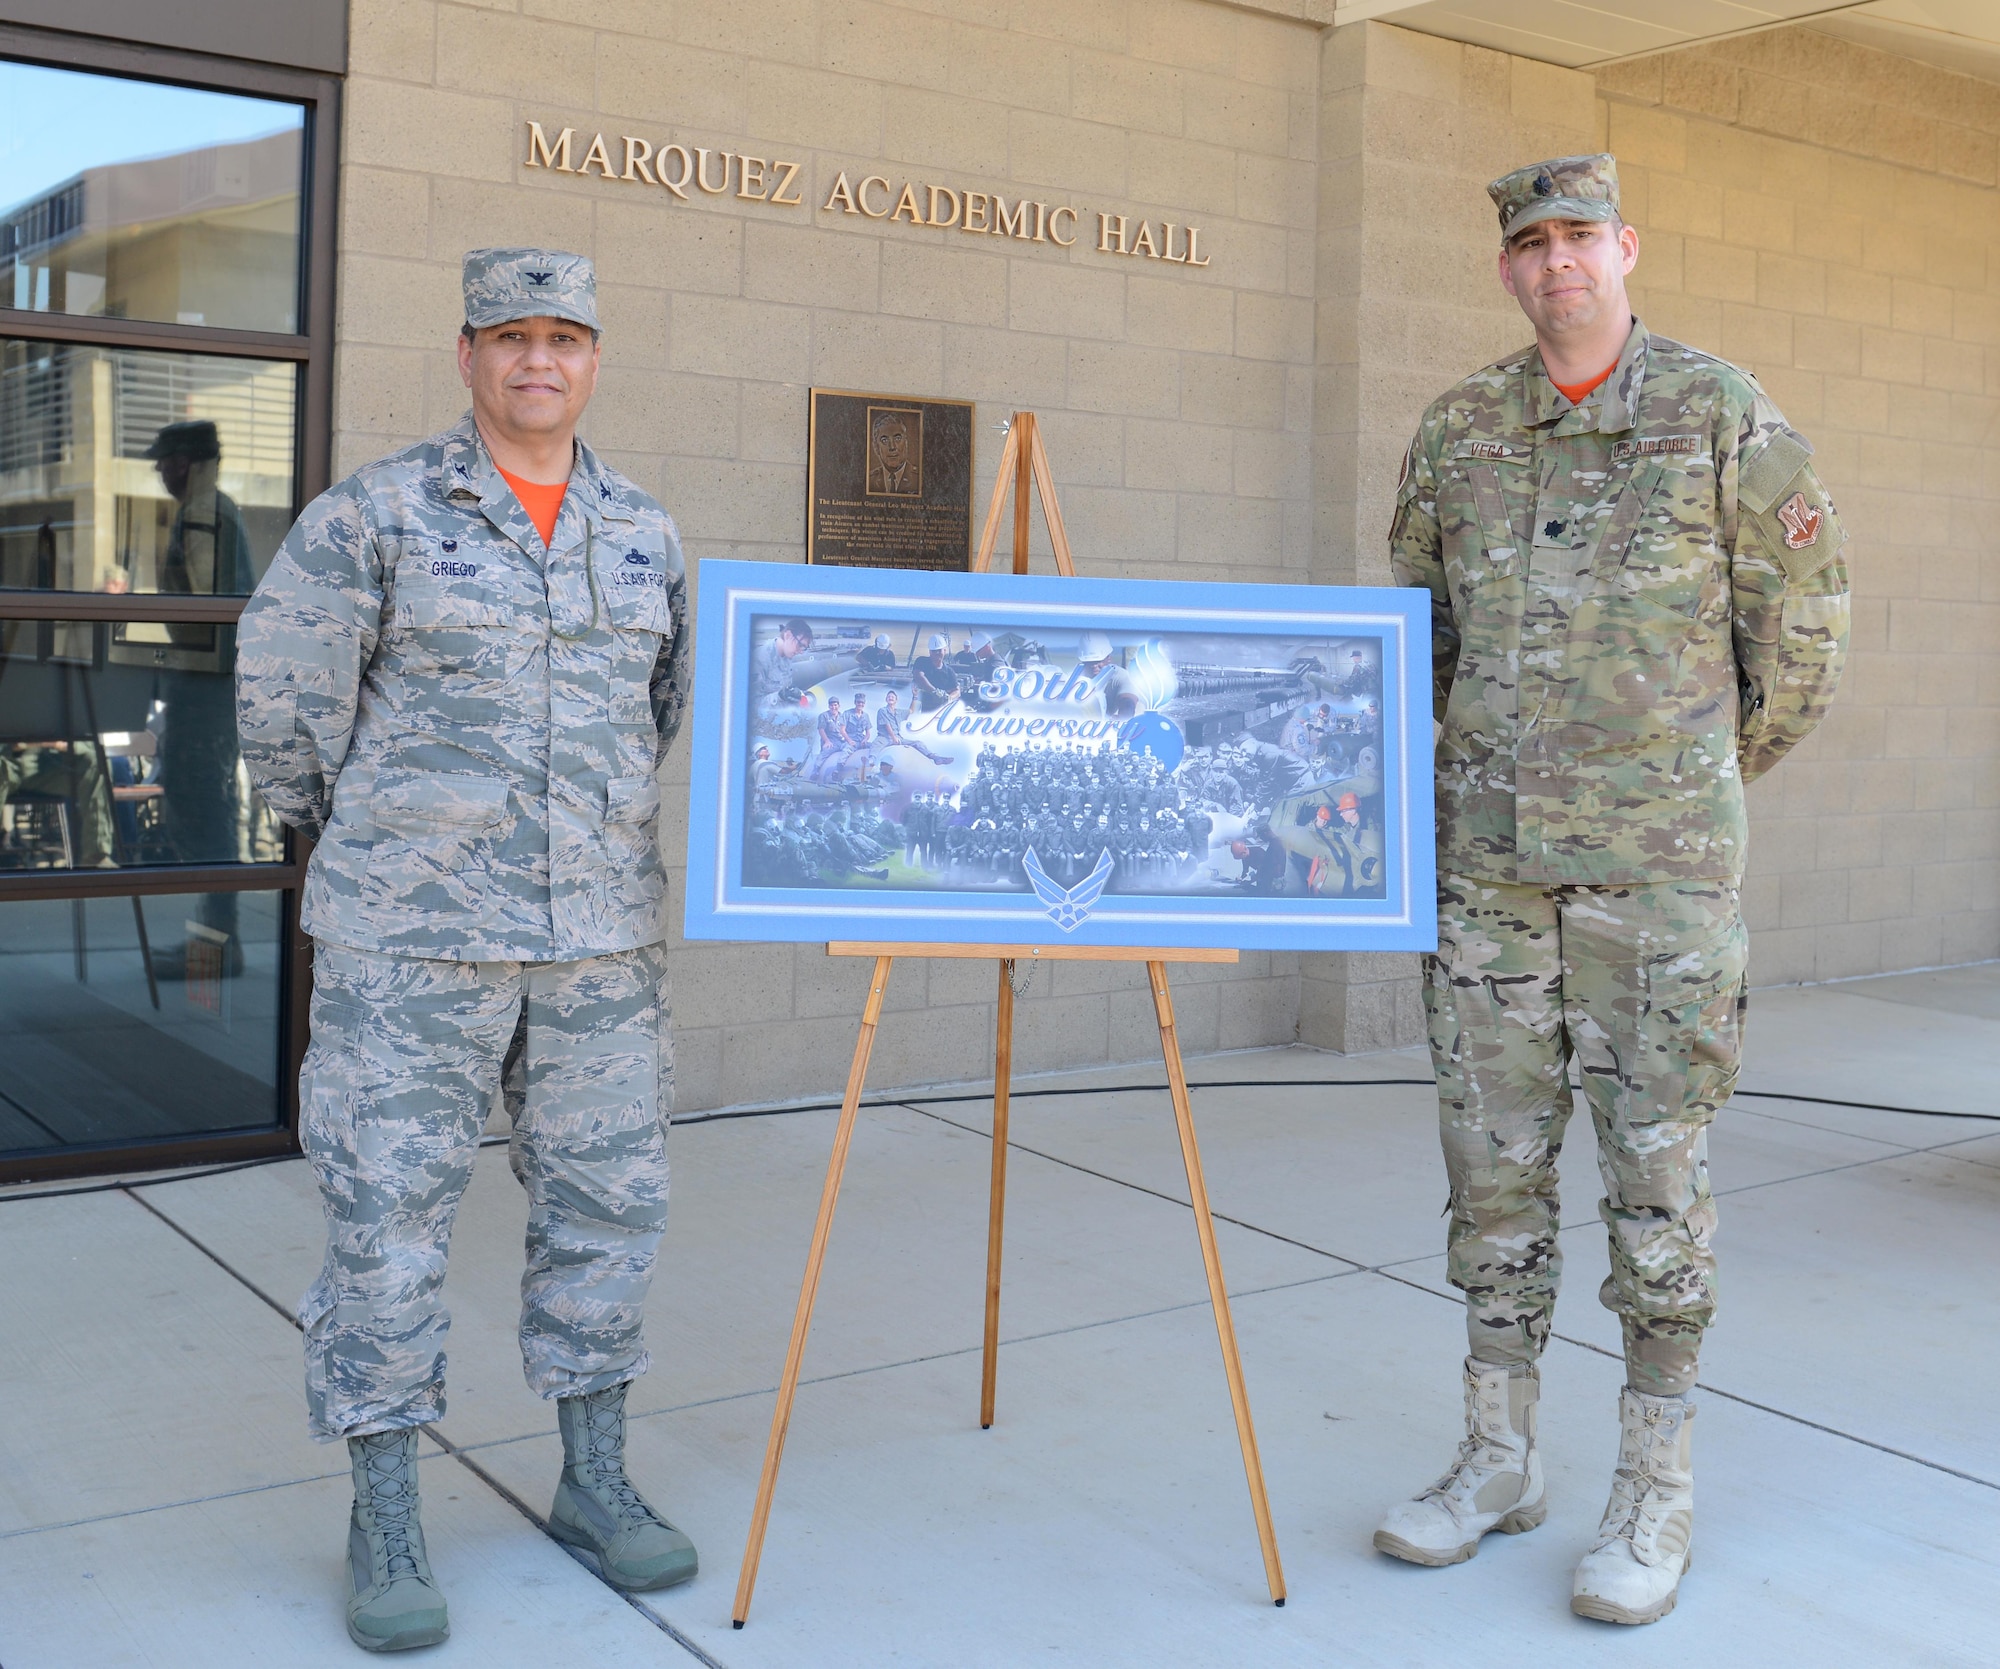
[
  {"left": 357, "top": 1434, "right": 422, "bottom": 1582},
  {"left": 1594, "top": 1404, "right": 1686, "bottom": 1557},
  {"left": 1422, "top": 1378, "right": 1519, "bottom": 1507},
  {"left": 577, "top": 1391, "right": 664, "bottom": 1530}
]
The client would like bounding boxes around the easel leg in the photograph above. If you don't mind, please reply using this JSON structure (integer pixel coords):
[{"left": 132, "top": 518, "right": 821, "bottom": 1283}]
[
  {"left": 1011, "top": 414, "right": 1035, "bottom": 575},
  {"left": 1146, "top": 961, "right": 1287, "bottom": 1606},
  {"left": 981, "top": 958, "right": 1015, "bottom": 1429},
  {"left": 732, "top": 955, "right": 894, "bottom": 1627}
]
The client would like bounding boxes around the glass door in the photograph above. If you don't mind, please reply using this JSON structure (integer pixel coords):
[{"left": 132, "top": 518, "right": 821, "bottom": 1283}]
[{"left": 0, "top": 35, "right": 338, "bottom": 1181}]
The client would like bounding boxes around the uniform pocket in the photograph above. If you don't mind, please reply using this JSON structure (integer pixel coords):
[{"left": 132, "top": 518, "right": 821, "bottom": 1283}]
[
  {"left": 603, "top": 564, "right": 673, "bottom": 729},
  {"left": 602, "top": 574, "right": 675, "bottom": 634},
  {"left": 391, "top": 538, "right": 514, "bottom": 630},
  {"left": 299, "top": 992, "right": 367, "bottom": 1221},
  {"left": 1591, "top": 457, "right": 1717, "bottom": 616},
  {"left": 372, "top": 770, "right": 511, "bottom": 830},
  {"left": 361, "top": 771, "right": 512, "bottom": 899},
  {"left": 605, "top": 774, "right": 661, "bottom": 825},
  {"left": 1434, "top": 454, "right": 1528, "bottom": 609},
  {"left": 1634, "top": 918, "right": 1748, "bottom": 1128}
]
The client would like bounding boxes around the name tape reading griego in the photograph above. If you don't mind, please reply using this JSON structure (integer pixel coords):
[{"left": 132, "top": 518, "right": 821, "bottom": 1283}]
[{"left": 524, "top": 121, "right": 1214, "bottom": 268}]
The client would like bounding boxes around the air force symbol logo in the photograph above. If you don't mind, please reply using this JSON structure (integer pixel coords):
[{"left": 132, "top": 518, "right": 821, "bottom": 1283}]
[{"left": 1022, "top": 847, "right": 1114, "bottom": 933}]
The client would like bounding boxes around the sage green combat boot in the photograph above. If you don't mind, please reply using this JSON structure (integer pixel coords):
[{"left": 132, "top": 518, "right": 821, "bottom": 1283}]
[
  {"left": 345, "top": 1428, "right": 449, "bottom": 1653},
  {"left": 549, "top": 1382, "right": 698, "bottom": 1591}
]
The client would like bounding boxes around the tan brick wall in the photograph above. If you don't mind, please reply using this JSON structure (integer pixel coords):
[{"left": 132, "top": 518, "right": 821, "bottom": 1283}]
[
  {"left": 1304, "top": 20, "right": 2000, "bottom": 1043},
  {"left": 330, "top": 4, "right": 2000, "bottom": 1102},
  {"left": 1598, "top": 29, "right": 2000, "bottom": 981},
  {"left": 335, "top": 0, "right": 1320, "bottom": 1108},
  {"left": 1301, "top": 22, "right": 1597, "bottom": 1050}
]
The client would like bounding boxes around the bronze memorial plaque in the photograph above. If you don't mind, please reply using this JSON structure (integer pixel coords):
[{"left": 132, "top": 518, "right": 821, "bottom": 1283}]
[{"left": 807, "top": 388, "right": 974, "bottom": 570}]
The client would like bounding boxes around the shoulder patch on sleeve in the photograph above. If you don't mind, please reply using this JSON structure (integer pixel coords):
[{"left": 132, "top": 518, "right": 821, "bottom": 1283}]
[
  {"left": 1774, "top": 491, "right": 1841, "bottom": 583},
  {"left": 1740, "top": 427, "right": 1814, "bottom": 514}
]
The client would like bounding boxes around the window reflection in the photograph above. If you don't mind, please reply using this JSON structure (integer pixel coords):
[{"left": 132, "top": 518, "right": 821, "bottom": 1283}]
[
  {"left": 0, "top": 60, "right": 304, "bottom": 333},
  {"left": 0, "top": 338, "right": 295, "bottom": 592},
  {"left": 0, "top": 619, "right": 283, "bottom": 874},
  {"left": 0, "top": 889, "right": 283, "bottom": 1155}
]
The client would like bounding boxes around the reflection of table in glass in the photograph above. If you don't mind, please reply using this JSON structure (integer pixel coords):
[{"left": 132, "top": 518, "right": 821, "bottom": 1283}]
[
  {"left": 732, "top": 941, "right": 1287, "bottom": 1627},
  {"left": 0, "top": 629, "right": 246, "bottom": 1006}
]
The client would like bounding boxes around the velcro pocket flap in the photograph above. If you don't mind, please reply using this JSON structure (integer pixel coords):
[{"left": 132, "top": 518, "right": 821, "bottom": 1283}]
[
  {"left": 1589, "top": 458, "right": 1670, "bottom": 581},
  {"left": 606, "top": 774, "right": 661, "bottom": 824},
  {"left": 1466, "top": 464, "right": 1521, "bottom": 570},
  {"left": 1739, "top": 428, "right": 1814, "bottom": 514},
  {"left": 373, "top": 771, "right": 510, "bottom": 828}
]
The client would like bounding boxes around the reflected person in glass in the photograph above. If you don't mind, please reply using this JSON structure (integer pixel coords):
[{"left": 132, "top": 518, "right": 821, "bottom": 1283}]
[{"left": 149, "top": 420, "right": 254, "bottom": 973}]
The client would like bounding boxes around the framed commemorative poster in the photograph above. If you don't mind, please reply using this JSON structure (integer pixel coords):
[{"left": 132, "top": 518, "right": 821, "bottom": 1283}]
[{"left": 683, "top": 560, "right": 1435, "bottom": 952}]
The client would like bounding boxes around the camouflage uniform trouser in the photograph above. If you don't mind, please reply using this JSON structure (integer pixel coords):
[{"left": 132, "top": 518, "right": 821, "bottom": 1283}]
[
  {"left": 299, "top": 941, "right": 674, "bottom": 1441},
  {"left": 1424, "top": 876, "right": 1748, "bottom": 1398}
]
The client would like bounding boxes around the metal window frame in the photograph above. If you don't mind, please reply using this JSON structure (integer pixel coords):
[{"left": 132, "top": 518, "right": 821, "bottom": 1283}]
[{"left": 0, "top": 22, "right": 338, "bottom": 1184}]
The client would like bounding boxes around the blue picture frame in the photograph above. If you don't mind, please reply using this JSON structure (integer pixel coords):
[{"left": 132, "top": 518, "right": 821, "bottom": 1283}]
[{"left": 683, "top": 560, "right": 1435, "bottom": 951}]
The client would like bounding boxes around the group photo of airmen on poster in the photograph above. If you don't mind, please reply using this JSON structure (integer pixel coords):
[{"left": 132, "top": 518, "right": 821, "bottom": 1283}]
[{"left": 743, "top": 613, "right": 1390, "bottom": 901}]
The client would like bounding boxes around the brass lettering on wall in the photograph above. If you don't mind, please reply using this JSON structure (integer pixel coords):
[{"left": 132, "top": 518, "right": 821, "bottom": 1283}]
[{"left": 523, "top": 122, "right": 1211, "bottom": 269}]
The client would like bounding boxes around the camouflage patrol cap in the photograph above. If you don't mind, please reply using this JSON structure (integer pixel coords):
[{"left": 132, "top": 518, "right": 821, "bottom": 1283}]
[
  {"left": 1487, "top": 153, "right": 1620, "bottom": 243},
  {"left": 462, "top": 246, "right": 599, "bottom": 331}
]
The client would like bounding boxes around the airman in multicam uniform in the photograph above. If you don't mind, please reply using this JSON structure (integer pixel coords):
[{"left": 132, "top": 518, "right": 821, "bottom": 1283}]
[
  {"left": 1373, "top": 156, "right": 1849, "bottom": 1627},
  {"left": 238, "top": 248, "right": 698, "bottom": 1653}
]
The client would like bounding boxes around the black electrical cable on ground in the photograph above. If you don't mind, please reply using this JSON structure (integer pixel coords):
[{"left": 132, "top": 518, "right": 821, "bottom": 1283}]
[{"left": 0, "top": 1077, "right": 1990, "bottom": 1206}]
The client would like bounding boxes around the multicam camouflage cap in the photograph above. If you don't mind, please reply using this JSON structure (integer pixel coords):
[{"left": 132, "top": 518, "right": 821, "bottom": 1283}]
[
  {"left": 462, "top": 246, "right": 600, "bottom": 331},
  {"left": 1487, "top": 153, "right": 1620, "bottom": 243}
]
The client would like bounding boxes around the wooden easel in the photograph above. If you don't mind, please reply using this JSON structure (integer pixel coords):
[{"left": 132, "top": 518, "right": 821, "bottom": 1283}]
[{"left": 731, "top": 413, "right": 1287, "bottom": 1627}]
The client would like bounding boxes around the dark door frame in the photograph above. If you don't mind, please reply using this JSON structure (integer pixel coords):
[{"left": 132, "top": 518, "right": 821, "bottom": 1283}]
[{"left": 0, "top": 22, "right": 338, "bottom": 1184}]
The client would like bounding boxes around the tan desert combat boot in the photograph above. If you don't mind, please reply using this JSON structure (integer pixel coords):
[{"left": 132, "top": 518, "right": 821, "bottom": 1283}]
[
  {"left": 1571, "top": 1388, "right": 1695, "bottom": 1625},
  {"left": 1374, "top": 1357, "right": 1546, "bottom": 1566}
]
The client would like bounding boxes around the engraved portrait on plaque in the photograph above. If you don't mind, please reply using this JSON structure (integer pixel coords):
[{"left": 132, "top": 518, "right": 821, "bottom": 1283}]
[
  {"left": 808, "top": 389, "right": 973, "bottom": 570},
  {"left": 866, "top": 406, "right": 921, "bottom": 497}
]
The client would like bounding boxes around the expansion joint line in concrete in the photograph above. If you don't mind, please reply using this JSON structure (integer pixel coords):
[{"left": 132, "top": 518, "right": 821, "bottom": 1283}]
[
  {"left": 896, "top": 1099, "right": 1373, "bottom": 1271},
  {"left": 1362, "top": 1265, "right": 2000, "bottom": 1495},
  {"left": 895, "top": 1097, "right": 2000, "bottom": 1497},
  {"left": 418, "top": 1422, "right": 731, "bottom": 1669},
  {"left": 113, "top": 1187, "right": 733, "bottom": 1669}
]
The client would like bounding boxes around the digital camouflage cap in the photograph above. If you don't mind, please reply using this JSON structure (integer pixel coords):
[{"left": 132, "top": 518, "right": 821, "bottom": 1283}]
[
  {"left": 462, "top": 246, "right": 599, "bottom": 331},
  {"left": 1487, "top": 153, "right": 1620, "bottom": 243}
]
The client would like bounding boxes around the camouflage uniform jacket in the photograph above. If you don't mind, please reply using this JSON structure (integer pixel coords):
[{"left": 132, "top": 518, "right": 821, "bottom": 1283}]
[
  {"left": 1391, "top": 318, "right": 1849, "bottom": 885},
  {"left": 237, "top": 415, "right": 691, "bottom": 960}
]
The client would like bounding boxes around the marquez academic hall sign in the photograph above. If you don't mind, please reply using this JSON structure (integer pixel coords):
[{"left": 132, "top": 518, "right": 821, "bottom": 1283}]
[{"left": 524, "top": 121, "right": 1217, "bottom": 267}]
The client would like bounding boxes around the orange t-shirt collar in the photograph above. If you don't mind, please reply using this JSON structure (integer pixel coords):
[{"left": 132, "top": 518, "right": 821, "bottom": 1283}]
[
  {"left": 1550, "top": 362, "right": 1617, "bottom": 405},
  {"left": 496, "top": 464, "right": 569, "bottom": 547}
]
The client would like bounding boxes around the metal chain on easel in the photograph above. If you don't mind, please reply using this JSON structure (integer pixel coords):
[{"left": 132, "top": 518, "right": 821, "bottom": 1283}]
[{"left": 1004, "top": 957, "right": 1037, "bottom": 1000}]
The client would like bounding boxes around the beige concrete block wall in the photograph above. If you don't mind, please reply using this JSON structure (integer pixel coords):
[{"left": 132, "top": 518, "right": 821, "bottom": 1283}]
[
  {"left": 1597, "top": 29, "right": 2000, "bottom": 982},
  {"left": 334, "top": 0, "right": 1320, "bottom": 1108},
  {"left": 1304, "top": 19, "right": 2000, "bottom": 1043},
  {"left": 1301, "top": 21, "right": 1597, "bottom": 1050},
  {"left": 329, "top": 2, "right": 1999, "bottom": 1105}
]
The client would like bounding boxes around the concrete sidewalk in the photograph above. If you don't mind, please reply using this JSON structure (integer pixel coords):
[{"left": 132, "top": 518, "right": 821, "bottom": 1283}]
[{"left": 2, "top": 964, "right": 1996, "bottom": 1667}]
